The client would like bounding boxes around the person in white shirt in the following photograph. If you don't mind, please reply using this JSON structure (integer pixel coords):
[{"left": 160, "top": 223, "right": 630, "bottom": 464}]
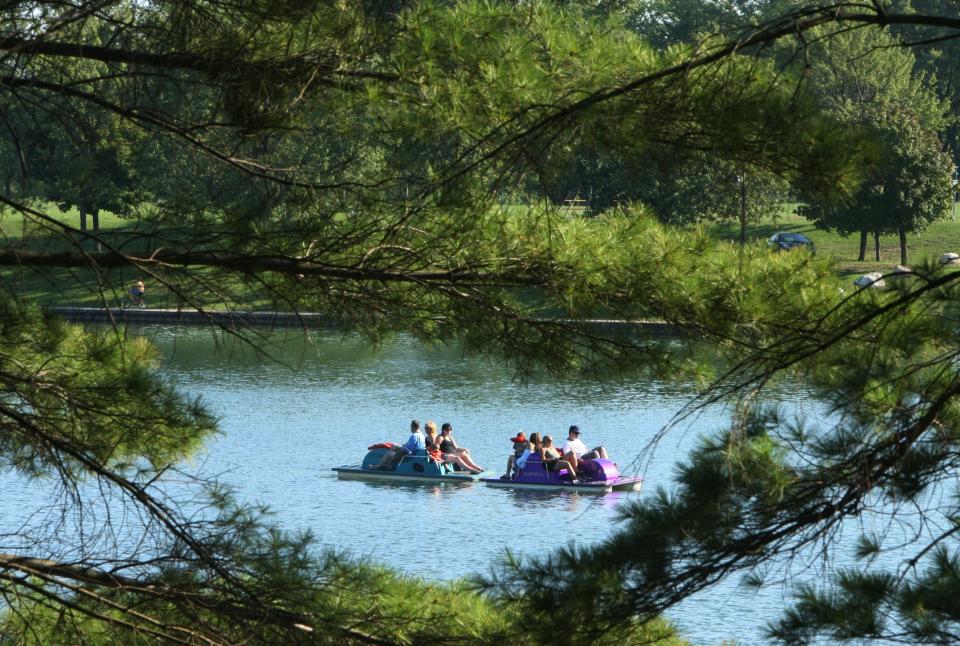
[{"left": 560, "top": 425, "right": 608, "bottom": 471}]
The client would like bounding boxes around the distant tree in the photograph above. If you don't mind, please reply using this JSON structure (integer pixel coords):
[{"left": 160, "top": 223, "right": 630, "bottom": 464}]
[
  {"left": 890, "top": 0, "right": 960, "bottom": 160},
  {"left": 640, "top": 156, "right": 790, "bottom": 243},
  {"left": 18, "top": 22, "right": 148, "bottom": 237},
  {"left": 796, "top": 27, "right": 952, "bottom": 263},
  {"left": 593, "top": 0, "right": 762, "bottom": 49}
]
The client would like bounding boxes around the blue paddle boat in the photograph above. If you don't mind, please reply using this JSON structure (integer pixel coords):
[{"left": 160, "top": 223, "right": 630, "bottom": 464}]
[
  {"left": 481, "top": 454, "right": 643, "bottom": 494},
  {"left": 333, "top": 446, "right": 491, "bottom": 483}
]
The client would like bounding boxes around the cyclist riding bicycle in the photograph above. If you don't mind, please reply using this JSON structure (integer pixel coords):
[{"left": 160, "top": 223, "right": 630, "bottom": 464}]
[{"left": 129, "top": 280, "right": 145, "bottom": 305}]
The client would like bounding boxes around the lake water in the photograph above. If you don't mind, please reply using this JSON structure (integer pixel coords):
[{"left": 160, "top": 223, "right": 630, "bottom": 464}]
[
  {"left": 150, "top": 327, "right": 836, "bottom": 645},
  {"left": 0, "top": 326, "right": 840, "bottom": 645}
]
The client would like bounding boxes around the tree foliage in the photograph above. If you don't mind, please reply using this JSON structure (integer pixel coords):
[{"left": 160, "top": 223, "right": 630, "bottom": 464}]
[
  {"left": 795, "top": 27, "right": 953, "bottom": 263},
  {"left": 2, "top": 1, "right": 960, "bottom": 645}
]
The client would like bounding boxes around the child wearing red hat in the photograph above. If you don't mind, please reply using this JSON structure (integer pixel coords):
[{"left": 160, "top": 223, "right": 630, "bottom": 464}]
[{"left": 501, "top": 431, "right": 529, "bottom": 479}]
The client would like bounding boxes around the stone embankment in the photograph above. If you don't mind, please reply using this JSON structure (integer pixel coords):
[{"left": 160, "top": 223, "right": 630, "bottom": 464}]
[
  {"left": 49, "top": 307, "right": 333, "bottom": 328},
  {"left": 48, "top": 307, "right": 679, "bottom": 335}
]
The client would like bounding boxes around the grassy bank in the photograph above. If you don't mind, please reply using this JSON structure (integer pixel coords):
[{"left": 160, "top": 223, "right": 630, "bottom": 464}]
[
  {"left": 0, "top": 205, "right": 248, "bottom": 309},
  {"left": 707, "top": 208, "right": 960, "bottom": 274},
  {"left": 3, "top": 203, "right": 960, "bottom": 309}
]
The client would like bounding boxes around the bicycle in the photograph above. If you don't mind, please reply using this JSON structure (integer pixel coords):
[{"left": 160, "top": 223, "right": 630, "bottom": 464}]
[{"left": 120, "top": 292, "right": 147, "bottom": 309}]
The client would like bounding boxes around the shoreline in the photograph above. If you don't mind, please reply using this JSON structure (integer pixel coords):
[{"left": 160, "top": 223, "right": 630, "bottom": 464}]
[{"left": 48, "top": 306, "right": 680, "bottom": 335}]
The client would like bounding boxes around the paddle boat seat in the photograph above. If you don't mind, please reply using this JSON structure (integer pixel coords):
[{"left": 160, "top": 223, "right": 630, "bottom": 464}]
[
  {"left": 517, "top": 454, "right": 566, "bottom": 482},
  {"left": 335, "top": 442, "right": 487, "bottom": 483},
  {"left": 360, "top": 446, "right": 454, "bottom": 475},
  {"left": 516, "top": 454, "right": 620, "bottom": 484}
]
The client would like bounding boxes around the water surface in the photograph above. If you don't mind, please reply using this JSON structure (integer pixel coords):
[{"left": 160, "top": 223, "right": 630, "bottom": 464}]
[
  {"left": 147, "top": 327, "right": 830, "bottom": 645},
  {"left": 0, "top": 326, "right": 852, "bottom": 645}
]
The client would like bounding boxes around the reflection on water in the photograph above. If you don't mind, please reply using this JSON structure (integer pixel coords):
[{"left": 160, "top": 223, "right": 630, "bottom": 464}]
[
  {"left": 499, "top": 488, "right": 627, "bottom": 514},
  {"left": 2, "top": 326, "right": 827, "bottom": 645},
  {"left": 347, "top": 479, "right": 453, "bottom": 498}
]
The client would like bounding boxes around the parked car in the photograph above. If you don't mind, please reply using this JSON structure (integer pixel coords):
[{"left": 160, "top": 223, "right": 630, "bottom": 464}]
[{"left": 768, "top": 232, "right": 815, "bottom": 253}]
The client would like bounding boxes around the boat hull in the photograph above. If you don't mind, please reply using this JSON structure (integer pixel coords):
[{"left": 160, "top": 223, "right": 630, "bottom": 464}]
[
  {"left": 482, "top": 456, "right": 643, "bottom": 494},
  {"left": 333, "top": 465, "right": 487, "bottom": 484},
  {"left": 481, "top": 475, "right": 643, "bottom": 494},
  {"left": 610, "top": 476, "right": 644, "bottom": 492},
  {"left": 334, "top": 447, "right": 491, "bottom": 483}
]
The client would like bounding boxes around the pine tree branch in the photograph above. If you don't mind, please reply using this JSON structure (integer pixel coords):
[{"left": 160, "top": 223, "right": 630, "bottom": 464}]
[
  {"left": 0, "top": 247, "right": 543, "bottom": 285},
  {"left": 431, "top": 3, "right": 960, "bottom": 197},
  {"left": 0, "top": 553, "right": 399, "bottom": 645},
  {"left": 0, "top": 37, "right": 401, "bottom": 82}
]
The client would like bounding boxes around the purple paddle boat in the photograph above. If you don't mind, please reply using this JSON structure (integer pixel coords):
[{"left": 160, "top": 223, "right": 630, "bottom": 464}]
[{"left": 481, "top": 453, "right": 643, "bottom": 494}]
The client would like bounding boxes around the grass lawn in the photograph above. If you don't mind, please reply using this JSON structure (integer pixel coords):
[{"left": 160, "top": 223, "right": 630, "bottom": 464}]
[
  {"left": 0, "top": 205, "right": 141, "bottom": 306},
  {"left": 0, "top": 203, "right": 132, "bottom": 235},
  {"left": 0, "top": 205, "right": 275, "bottom": 309},
  {"left": 3, "top": 202, "right": 960, "bottom": 308},
  {"left": 707, "top": 206, "right": 960, "bottom": 275}
]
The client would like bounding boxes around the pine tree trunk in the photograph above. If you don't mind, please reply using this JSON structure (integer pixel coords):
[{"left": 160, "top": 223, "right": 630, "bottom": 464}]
[
  {"left": 898, "top": 223, "right": 907, "bottom": 265},
  {"left": 79, "top": 205, "right": 87, "bottom": 232},
  {"left": 874, "top": 231, "right": 880, "bottom": 261},
  {"left": 858, "top": 229, "right": 867, "bottom": 261}
]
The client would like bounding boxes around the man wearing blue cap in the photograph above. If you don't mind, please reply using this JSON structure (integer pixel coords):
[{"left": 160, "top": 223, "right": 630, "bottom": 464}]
[{"left": 561, "top": 425, "right": 608, "bottom": 471}]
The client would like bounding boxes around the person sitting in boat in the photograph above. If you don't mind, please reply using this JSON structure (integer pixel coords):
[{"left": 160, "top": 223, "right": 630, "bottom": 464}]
[
  {"left": 437, "top": 422, "right": 485, "bottom": 473},
  {"left": 424, "top": 420, "right": 440, "bottom": 449},
  {"left": 515, "top": 432, "right": 539, "bottom": 471},
  {"left": 369, "top": 419, "right": 425, "bottom": 470},
  {"left": 561, "top": 425, "right": 608, "bottom": 472},
  {"left": 541, "top": 435, "right": 578, "bottom": 481},
  {"left": 420, "top": 420, "right": 484, "bottom": 474},
  {"left": 501, "top": 431, "right": 527, "bottom": 479}
]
